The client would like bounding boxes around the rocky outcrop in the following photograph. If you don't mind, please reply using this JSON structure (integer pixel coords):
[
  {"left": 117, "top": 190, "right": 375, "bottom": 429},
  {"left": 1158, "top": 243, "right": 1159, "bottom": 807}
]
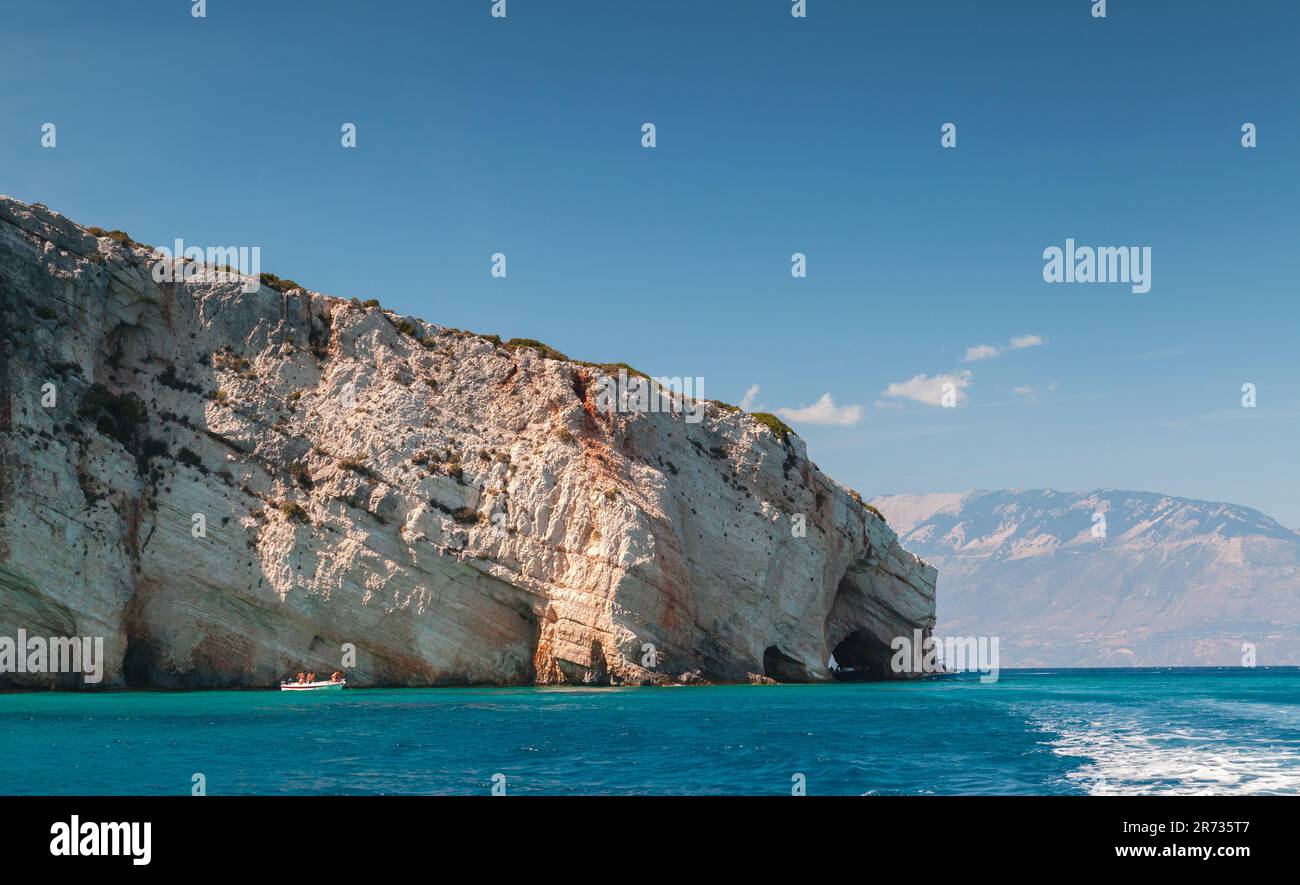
[{"left": 0, "top": 196, "right": 935, "bottom": 688}]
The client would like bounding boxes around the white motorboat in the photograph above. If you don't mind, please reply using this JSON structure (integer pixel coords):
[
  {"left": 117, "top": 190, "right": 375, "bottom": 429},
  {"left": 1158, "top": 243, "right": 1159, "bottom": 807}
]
[{"left": 280, "top": 680, "right": 346, "bottom": 691}]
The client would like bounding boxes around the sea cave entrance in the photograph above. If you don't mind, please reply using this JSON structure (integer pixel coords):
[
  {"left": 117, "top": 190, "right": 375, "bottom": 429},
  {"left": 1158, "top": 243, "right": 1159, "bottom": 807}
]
[
  {"left": 824, "top": 566, "right": 901, "bottom": 680},
  {"left": 829, "top": 628, "right": 895, "bottom": 679},
  {"left": 763, "top": 645, "right": 811, "bottom": 682}
]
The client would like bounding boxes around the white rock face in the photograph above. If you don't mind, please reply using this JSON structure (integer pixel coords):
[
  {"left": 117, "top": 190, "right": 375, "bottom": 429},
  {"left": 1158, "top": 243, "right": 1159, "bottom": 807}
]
[
  {"left": 0, "top": 196, "right": 935, "bottom": 688},
  {"left": 872, "top": 489, "right": 1300, "bottom": 667}
]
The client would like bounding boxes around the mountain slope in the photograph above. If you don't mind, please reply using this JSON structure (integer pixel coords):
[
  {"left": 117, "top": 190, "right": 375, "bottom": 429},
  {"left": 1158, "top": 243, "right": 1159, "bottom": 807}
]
[
  {"left": 870, "top": 489, "right": 1300, "bottom": 667},
  {"left": 0, "top": 196, "right": 935, "bottom": 688}
]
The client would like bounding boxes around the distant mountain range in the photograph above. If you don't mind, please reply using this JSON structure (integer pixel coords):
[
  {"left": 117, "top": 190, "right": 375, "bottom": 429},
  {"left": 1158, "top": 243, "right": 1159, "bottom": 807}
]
[{"left": 869, "top": 490, "right": 1300, "bottom": 668}]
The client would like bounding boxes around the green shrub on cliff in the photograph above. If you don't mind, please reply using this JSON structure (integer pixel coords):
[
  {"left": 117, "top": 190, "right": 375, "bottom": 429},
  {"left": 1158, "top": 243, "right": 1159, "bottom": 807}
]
[
  {"left": 86, "top": 227, "right": 141, "bottom": 248},
  {"left": 278, "top": 500, "right": 310, "bottom": 523},
  {"left": 574, "top": 360, "right": 649, "bottom": 380},
  {"left": 751, "top": 412, "right": 796, "bottom": 441},
  {"left": 260, "top": 273, "right": 306, "bottom": 294},
  {"left": 78, "top": 384, "right": 147, "bottom": 448},
  {"left": 505, "top": 338, "right": 569, "bottom": 361}
]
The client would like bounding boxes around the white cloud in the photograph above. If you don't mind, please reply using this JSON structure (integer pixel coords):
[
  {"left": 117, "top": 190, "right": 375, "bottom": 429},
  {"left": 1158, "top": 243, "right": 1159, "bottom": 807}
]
[
  {"left": 1009, "top": 334, "right": 1045, "bottom": 350},
  {"left": 963, "top": 344, "right": 1002, "bottom": 362},
  {"left": 739, "top": 384, "right": 760, "bottom": 411},
  {"left": 1013, "top": 385, "right": 1035, "bottom": 396},
  {"left": 775, "top": 393, "right": 863, "bottom": 426},
  {"left": 963, "top": 334, "right": 1046, "bottom": 362},
  {"left": 882, "top": 371, "right": 972, "bottom": 407}
]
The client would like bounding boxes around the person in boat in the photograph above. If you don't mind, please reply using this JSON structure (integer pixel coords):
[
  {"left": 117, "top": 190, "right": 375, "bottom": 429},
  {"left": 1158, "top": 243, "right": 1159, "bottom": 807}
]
[
  {"left": 296, "top": 672, "right": 305, "bottom": 685},
  {"left": 330, "top": 671, "right": 342, "bottom": 683},
  {"left": 306, "top": 672, "right": 315, "bottom": 684}
]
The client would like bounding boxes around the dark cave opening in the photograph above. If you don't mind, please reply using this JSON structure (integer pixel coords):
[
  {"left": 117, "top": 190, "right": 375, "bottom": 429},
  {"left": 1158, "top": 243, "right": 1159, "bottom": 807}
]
[
  {"left": 829, "top": 628, "right": 896, "bottom": 679},
  {"left": 762, "top": 645, "right": 809, "bottom": 682}
]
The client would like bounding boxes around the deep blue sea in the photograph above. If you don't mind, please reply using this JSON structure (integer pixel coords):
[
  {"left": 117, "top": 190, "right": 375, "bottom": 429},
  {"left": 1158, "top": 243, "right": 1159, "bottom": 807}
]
[{"left": 2, "top": 668, "right": 1298, "bottom": 795}]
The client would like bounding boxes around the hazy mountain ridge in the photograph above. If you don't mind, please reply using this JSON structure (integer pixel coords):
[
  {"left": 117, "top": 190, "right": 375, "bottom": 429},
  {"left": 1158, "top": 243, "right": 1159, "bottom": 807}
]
[{"left": 870, "top": 489, "right": 1300, "bottom": 667}]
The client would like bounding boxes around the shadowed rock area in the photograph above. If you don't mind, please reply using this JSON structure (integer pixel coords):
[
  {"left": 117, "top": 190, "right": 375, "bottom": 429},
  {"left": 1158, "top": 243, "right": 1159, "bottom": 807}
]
[{"left": 0, "top": 196, "right": 935, "bottom": 688}]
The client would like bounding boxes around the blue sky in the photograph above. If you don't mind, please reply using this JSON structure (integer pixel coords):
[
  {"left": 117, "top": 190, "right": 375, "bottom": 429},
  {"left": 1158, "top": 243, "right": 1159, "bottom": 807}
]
[{"left": 4, "top": 1, "right": 1298, "bottom": 523}]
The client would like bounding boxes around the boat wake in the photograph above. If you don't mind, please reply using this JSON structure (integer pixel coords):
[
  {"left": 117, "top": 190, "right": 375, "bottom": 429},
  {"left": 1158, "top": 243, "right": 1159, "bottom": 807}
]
[{"left": 1031, "top": 707, "right": 1300, "bottom": 795}]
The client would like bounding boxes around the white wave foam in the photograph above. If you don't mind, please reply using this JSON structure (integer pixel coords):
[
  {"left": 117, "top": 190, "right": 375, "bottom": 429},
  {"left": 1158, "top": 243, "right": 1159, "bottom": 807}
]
[{"left": 1033, "top": 711, "right": 1300, "bottom": 795}]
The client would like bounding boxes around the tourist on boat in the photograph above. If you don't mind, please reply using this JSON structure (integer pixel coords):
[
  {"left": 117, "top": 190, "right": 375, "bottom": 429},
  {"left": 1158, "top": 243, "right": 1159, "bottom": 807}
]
[
  {"left": 296, "top": 672, "right": 305, "bottom": 684},
  {"left": 330, "top": 671, "right": 343, "bottom": 683},
  {"left": 306, "top": 672, "right": 315, "bottom": 683}
]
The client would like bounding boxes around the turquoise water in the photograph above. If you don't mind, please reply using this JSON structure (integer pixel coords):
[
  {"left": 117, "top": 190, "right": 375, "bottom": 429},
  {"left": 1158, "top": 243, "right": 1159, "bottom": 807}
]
[{"left": 2, "top": 668, "right": 1298, "bottom": 795}]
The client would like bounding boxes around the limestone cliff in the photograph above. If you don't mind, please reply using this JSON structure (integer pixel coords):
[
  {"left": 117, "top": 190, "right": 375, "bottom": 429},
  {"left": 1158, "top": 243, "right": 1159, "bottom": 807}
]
[{"left": 0, "top": 196, "right": 935, "bottom": 688}]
